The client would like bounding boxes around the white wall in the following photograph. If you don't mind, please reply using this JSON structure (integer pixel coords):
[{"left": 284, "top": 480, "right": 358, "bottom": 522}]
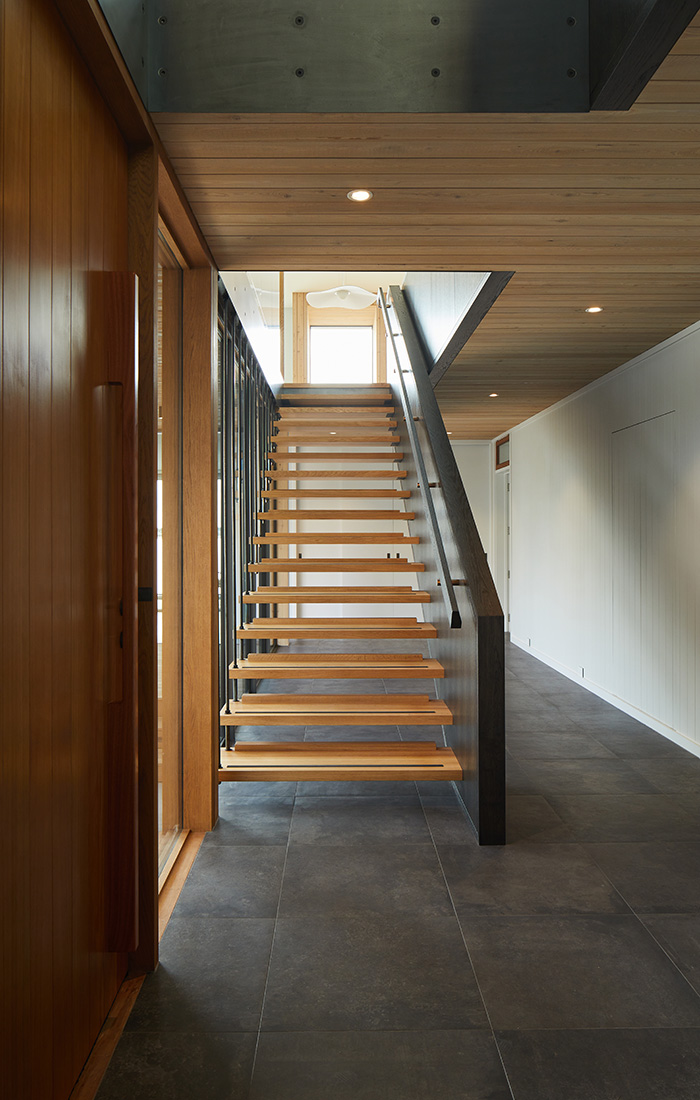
[
  {"left": 450, "top": 440, "right": 493, "bottom": 560},
  {"left": 509, "top": 319, "right": 700, "bottom": 754}
]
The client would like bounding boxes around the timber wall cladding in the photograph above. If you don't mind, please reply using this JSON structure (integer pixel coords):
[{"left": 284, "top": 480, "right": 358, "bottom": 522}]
[{"left": 1, "top": 0, "right": 130, "bottom": 1096}]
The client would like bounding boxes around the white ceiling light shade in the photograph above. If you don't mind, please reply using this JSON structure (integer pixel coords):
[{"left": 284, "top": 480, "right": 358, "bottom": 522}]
[
  {"left": 306, "top": 285, "right": 377, "bottom": 310},
  {"left": 347, "top": 189, "right": 373, "bottom": 202}
]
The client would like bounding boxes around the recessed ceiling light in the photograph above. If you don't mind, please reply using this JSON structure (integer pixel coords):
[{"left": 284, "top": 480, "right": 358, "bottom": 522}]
[
  {"left": 585, "top": 306, "right": 603, "bottom": 313},
  {"left": 347, "top": 189, "right": 373, "bottom": 202},
  {"left": 489, "top": 392, "right": 498, "bottom": 398}
]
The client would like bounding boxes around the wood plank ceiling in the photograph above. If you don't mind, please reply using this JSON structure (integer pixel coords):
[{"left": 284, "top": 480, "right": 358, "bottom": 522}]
[{"left": 154, "top": 16, "right": 700, "bottom": 438}]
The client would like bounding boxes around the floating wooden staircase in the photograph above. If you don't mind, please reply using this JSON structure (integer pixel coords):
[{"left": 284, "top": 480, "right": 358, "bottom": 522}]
[{"left": 219, "top": 382, "right": 461, "bottom": 784}]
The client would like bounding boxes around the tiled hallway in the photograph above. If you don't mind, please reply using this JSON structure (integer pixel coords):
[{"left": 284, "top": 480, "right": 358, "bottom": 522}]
[{"left": 98, "top": 641, "right": 700, "bottom": 1099}]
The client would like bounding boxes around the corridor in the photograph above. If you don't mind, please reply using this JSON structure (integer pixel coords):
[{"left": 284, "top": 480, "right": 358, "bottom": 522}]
[{"left": 97, "top": 640, "right": 700, "bottom": 1099}]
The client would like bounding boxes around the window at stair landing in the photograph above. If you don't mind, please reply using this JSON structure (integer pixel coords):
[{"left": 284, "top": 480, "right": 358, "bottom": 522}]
[
  {"left": 308, "top": 326, "right": 374, "bottom": 384},
  {"left": 157, "top": 232, "right": 184, "bottom": 880}
]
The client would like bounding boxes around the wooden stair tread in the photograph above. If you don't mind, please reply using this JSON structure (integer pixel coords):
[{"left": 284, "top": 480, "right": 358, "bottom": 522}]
[
  {"left": 257, "top": 510, "right": 414, "bottom": 520},
  {"left": 267, "top": 452, "right": 404, "bottom": 461},
  {"left": 279, "top": 399, "right": 394, "bottom": 407},
  {"left": 229, "top": 655, "right": 445, "bottom": 679},
  {"left": 240, "top": 622, "right": 438, "bottom": 639},
  {"left": 237, "top": 653, "right": 435, "bottom": 663},
  {"left": 278, "top": 407, "right": 396, "bottom": 417},
  {"left": 221, "top": 696, "right": 452, "bottom": 725},
  {"left": 218, "top": 741, "right": 461, "bottom": 781},
  {"left": 266, "top": 470, "right": 407, "bottom": 479},
  {"left": 253, "top": 534, "right": 420, "bottom": 544},
  {"left": 262, "top": 490, "right": 411, "bottom": 498},
  {"left": 240, "top": 692, "right": 440, "bottom": 708},
  {"left": 248, "top": 559, "right": 425, "bottom": 572},
  {"left": 243, "top": 588, "right": 430, "bottom": 603},
  {"left": 275, "top": 434, "right": 401, "bottom": 443}
]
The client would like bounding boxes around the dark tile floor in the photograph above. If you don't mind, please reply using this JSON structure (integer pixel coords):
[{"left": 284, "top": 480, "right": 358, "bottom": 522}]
[{"left": 98, "top": 640, "right": 700, "bottom": 1099}]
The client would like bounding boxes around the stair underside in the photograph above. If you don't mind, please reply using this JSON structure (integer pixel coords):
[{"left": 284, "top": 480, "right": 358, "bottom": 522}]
[
  {"left": 229, "top": 653, "right": 445, "bottom": 679},
  {"left": 243, "top": 587, "right": 430, "bottom": 603},
  {"left": 248, "top": 558, "right": 425, "bottom": 572},
  {"left": 218, "top": 741, "right": 461, "bottom": 782}
]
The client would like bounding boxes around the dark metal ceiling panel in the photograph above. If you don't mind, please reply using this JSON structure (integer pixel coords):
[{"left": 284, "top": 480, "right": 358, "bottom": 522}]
[{"left": 146, "top": 0, "right": 588, "bottom": 113}]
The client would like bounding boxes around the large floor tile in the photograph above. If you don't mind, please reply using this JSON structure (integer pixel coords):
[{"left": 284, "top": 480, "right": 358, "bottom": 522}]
[
  {"left": 519, "top": 757, "right": 658, "bottom": 795},
  {"left": 497, "top": 1028, "right": 700, "bottom": 1100},
  {"left": 218, "top": 781, "right": 296, "bottom": 804},
  {"left": 547, "top": 793, "right": 700, "bottom": 842},
  {"left": 643, "top": 915, "right": 700, "bottom": 991},
  {"left": 585, "top": 841, "right": 700, "bottom": 913},
  {"left": 96, "top": 1032, "right": 256, "bottom": 1100},
  {"left": 251, "top": 1030, "right": 512, "bottom": 1100},
  {"left": 587, "top": 726, "right": 687, "bottom": 757},
  {"left": 204, "top": 803, "right": 293, "bottom": 845},
  {"left": 439, "top": 842, "right": 629, "bottom": 916},
  {"left": 423, "top": 803, "right": 479, "bottom": 846},
  {"left": 628, "top": 756, "right": 700, "bottom": 795},
  {"left": 278, "top": 843, "right": 451, "bottom": 918},
  {"left": 125, "top": 918, "right": 274, "bottom": 1033},
  {"left": 294, "top": 779, "right": 419, "bottom": 798},
  {"left": 303, "top": 724, "right": 400, "bottom": 741},
  {"left": 289, "top": 795, "right": 432, "bottom": 845},
  {"left": 506, "top": 730, "right": 615, "bottom": 760},
  {"left": 174, "top": 846, "right": 286, "bottom": 918},
  {"left": 505, "top": 795, "right": 573, "bottom": 843},
  {"left": 261, "top": 914, "right": 488, "bottom": 1031},
  {"left": 461, "top": 914, "right": 700, "bottom": 1030}
]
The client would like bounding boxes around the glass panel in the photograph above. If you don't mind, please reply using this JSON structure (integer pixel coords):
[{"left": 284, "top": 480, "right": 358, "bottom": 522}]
[
  {"left": 157, "top": 233, "right": 184, "bottom": 878},
  {"left": 308, "top": 326, "right": 374, "bottom": 383},
  {"left": 496, "top": 438, "right": 510, "bottom": 466}
]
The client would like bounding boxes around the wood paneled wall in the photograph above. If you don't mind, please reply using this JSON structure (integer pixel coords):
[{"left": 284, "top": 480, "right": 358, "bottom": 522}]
[{"left": 0, "top": 0, "right": 133, "bottom": 1094}]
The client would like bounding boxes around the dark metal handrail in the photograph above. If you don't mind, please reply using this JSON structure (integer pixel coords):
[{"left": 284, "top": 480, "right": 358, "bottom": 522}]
[{"left": 378, "top": 288, "right": 461, "bottom": 628}]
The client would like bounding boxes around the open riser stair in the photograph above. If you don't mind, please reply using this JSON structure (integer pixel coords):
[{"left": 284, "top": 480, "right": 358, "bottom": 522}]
[{"left": 220, "top": 381, "right": 461, "bottom": 784}]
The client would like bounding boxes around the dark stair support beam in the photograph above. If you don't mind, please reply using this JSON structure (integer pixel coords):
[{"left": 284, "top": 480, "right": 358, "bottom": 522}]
[
  {"left": 428, "top": 272, "right": 514, "bottom": 389},
  {"left": 590, "top": 0, "right": 700, "bottom": 111}
]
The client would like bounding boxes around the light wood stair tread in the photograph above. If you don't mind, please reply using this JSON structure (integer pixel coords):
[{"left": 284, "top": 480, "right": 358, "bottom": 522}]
[
  {"left": 257, "top": 510, "right": 414, "bottom": 520},
  {"left": 275, "top": 434, "right": 401, "bottom": 443},
  {"left": 253, "top": 534, "right": 420, "bottom": 544},
  {"left": 278, "top": 407, "right": 396, "bottom": 417},
  {"left": 236, "top": 653, "right": 436, "bottom": 664},
  {"left": 247, "top": 559, "right": 425, "bottom": 572},
  {"left": 243, "top": 588, "right": 430, "bottom": 603},
  {"left": 220, "top": 695, "right": 453, "bottom": 724},
  {"left": 276, "top": 400, "right": 394, "bottom": 409},
  {"left": 229, "top": 654, "right": 445, "bottom": 679},
  {"left": 240, "top": 692, "right": 439, "bottom": 709},
  {"left": 262, "top": 490, "right": 411, "bottom": 498},
  {"left": 267, "top": 452, "right": 404, "bottom": 461},
  {"left": 240, "top": 622, "right": 438, "bottom": 639},
  {"left": 218, "top": 741, "right": 461, "bottom": 781},
  {"left": 266, "top": 470, "right": 407, "bottom": 479}
]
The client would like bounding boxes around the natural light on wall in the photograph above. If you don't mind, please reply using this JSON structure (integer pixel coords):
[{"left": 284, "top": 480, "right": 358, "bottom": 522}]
[{"left": 309, "top": 326, "right": 374, "bottom": 383}]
